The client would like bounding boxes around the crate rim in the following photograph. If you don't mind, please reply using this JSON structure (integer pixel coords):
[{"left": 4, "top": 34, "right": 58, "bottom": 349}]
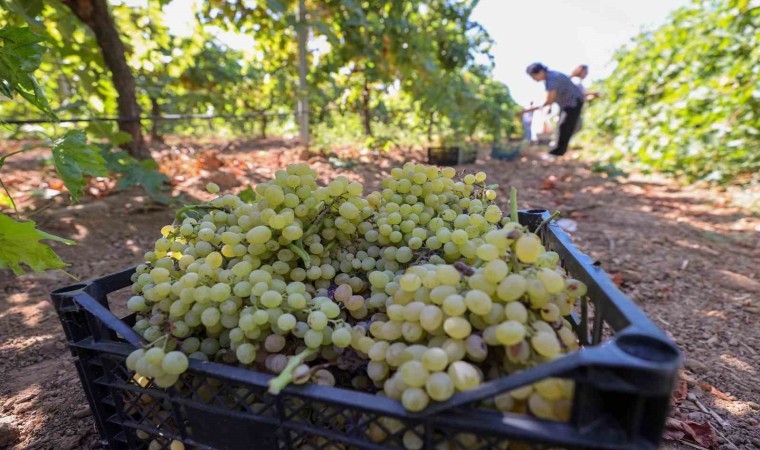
[
  {"left": 50, "top": 209, "right": 682, "bottom": 449},
  {"left": 51, "top": 210, "right": 681, "bottom": 414}
]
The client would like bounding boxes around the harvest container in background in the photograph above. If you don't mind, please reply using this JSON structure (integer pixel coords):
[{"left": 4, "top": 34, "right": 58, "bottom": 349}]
[
  {"left": 427, "top": 145, "right": 477, "bottom": 166},
  {"left": 491, "top": 139, "right": 525, "bottom": 161}
]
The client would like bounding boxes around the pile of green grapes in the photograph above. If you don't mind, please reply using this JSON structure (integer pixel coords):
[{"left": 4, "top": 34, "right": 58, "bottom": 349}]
[{"left": 125, "top": 162, "right": 586, "bottom": 427}]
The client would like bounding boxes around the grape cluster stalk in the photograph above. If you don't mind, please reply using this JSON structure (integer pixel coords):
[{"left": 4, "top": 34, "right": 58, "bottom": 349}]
[{"left": 125, "top": 162, "right": 587, "bottom": 448}]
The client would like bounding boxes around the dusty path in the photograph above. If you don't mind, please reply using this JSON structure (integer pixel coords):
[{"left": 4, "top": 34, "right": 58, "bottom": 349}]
[{"left": 0, "top": 138, "right": 758, "bottom": 449}]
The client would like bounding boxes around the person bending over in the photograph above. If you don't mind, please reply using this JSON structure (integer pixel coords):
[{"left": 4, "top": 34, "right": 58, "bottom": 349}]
[
  {"left": 522, "top": 63, "right": 584, "bottom": 157},
  {"left": 570, "top": 64, "right": 600, "bottom": 102},
  {"left": 569, "top": 64, "right": 600, "bottom": 134}
]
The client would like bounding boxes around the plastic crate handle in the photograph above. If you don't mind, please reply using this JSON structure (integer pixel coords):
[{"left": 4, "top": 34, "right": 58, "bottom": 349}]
[{"left": 52, "top": 283, "right": 144, "bottom": 347}]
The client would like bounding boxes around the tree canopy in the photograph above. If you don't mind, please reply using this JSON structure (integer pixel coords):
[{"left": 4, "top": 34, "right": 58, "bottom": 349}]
[{"left": 1, "top": 0, "right": 518, "bottom": 147}]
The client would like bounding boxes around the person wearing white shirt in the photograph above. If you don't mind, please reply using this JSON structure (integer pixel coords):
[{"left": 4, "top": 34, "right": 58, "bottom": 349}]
[
  {"left": 570, "top": 65, "right": 600, "bottom": 134},
  {"left": 522, "top": 101, "right": 535, "bottom": 141}
]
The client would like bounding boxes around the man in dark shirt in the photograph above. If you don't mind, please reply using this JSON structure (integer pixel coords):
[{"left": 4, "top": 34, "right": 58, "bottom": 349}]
[{"left": 523, "top": 63, "right": 584, "bottom": 156}]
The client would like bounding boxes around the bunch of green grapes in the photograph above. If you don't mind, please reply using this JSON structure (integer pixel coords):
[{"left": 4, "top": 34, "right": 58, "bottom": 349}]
[
  {"left": 363, "top": 163, "right": 502, "bottom": 272},
  {"left": 126, "top": 164, "right": 373, "bottom": 381},
  {"left": 124, "top": 161, "right": 588, "bottom": 428},
  {"left": 337, "top": 254, "right": 583, "bottom": 417}
]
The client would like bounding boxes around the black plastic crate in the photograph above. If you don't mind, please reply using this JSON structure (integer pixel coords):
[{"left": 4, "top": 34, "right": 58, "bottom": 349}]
[
  {"left": 427, "top": 146, "right": 477, "bottom": 166},
  {"left": 51, "top": 210, "right": 681, "bottom": 450},
  {"left": 535, "top": 133, "right": 553, "bottom": 146},
  {"left": 491, "top": 139, "right": 524, "bottom": 161}
]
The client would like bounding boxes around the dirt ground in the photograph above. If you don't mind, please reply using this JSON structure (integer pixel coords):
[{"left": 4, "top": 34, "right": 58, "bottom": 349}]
[{"left": 0, "top": 137, "right": 758, "bottom": 450}]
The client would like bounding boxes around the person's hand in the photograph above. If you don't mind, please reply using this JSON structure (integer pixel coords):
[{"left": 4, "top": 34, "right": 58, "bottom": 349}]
[{"left": 517, "top": 106, "right": 539, "bottom": 116}]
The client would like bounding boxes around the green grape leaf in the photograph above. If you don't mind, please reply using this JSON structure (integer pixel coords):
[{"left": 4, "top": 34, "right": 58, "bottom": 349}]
[
  {"left": 266, "top": 0, "right": 286, "bottom": 13},
  {"left": 85, "top": 121, "right": 134, "bottom": 146},
  {"left": 99, "top": 146, "right": 132, "bottom": 171},
  {"left": 101, "top": 147, "right": 171, "bottom": 203},
  {"left": 238, "top": 185, "right": 256, "bottom": 204},
  {"left": 51, "top": 130, "right": 109, "bottom": 203},
  {"left": 0, "top": 25, "right": 55, "bottom": 118},
  {"left": 0, "top": 212, "right": 74, "bottom": 275},
  {"left": 117, "top": 159, "right": 171, "bottom": 203},
  {"left": 0, "top": 0, "right": 44, "bottom": 23}
]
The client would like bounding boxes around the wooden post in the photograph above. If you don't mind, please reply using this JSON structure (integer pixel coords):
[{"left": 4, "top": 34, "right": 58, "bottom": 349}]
[
  {"left": 297, "top": 0, "right": 309, "bottom": 149},
  {"left": 150, "top": 97, "right": 162, "bottom": 143}
]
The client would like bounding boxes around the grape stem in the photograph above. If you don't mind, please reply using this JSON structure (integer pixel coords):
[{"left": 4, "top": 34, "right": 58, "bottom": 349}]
[
  {"left": 510, "top": 187, "right": 518, "bottom": 223},
  {"left": 304, "top": 195, "right": 347, "bottom": 239},
  {"left": 412, "top": 249, "right": 436, "bottom": 265},
  {"left": 508, "top": 187, "right": 525, "bottom": 272},
  {"left": 510, "top": 249, "right": 521, "bottom": 273},
  {"left": 302, "top": 193, "right": 351, "bottom": 239},
  {"left": 268, "top": 347, "right": 318, "bottom": 394},
  {"left": 535, "top": 210, "right": 561, "bottom": 233},
  {"left": 303, "top": 201, "right": 327, "bottom": 238},
  {"left": 288, "top": 241, "right": 312, "bottom": 269},
  {"left": 143, "top": 333, "right": 168, "bottom": 349}
]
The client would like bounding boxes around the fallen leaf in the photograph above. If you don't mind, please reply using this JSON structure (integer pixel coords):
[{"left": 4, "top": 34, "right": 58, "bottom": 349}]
[
  {"left": 197, "top": 151, "right": 224, "bottom": 170},
  {"left": 713, "top": 269, "right": 760, "bottom": 293},
  {"left": 662, "top": 427, "right": 685, "bottom": 442},
  {"left": 696, "top": 382, "right": 734, "bottom": 402},
  {"left": 48, "top": 179, "right": 64, "bottom": 191},
  {"left": 568, "top": 213, "right": 589, "bottom": 220},
  {"left": 609, "top": 272, "right": 624, "bottom": 287},
  {"left": 540, "top": 175, "right": 558, "bottom": 190},
  {"left": 2, "top": 174, "right": 24, "bottom": 186},
  {"left": 672, "top": 379, "right": 688, "bottom": 405},
  {"left": 664, "top": 418, "right": 718, "bottom": 449}
]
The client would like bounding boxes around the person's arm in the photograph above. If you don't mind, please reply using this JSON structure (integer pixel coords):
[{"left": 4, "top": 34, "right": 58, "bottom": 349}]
[
  {"left": 517, "top": 90, "right": 557, "bottom": 116},
  {"left": 543, "top": 90, "right": 557, "bottom": 107},
  {"left": 517, "top": 107, "right": 539, "bottom": 116},
  {"left": 543, "top": 73, "right": 557, "bottom": 107}
]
